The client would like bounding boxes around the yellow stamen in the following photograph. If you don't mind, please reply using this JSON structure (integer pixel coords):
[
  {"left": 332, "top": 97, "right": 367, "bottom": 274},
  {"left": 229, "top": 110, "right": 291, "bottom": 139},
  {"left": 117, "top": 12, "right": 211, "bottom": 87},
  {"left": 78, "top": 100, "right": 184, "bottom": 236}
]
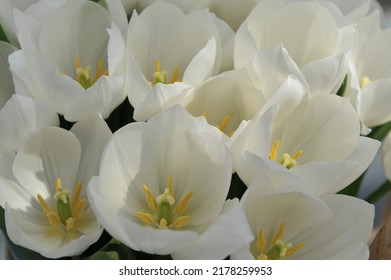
[
  {"left": 170, "top": 66, "right": 180, "bottom": 83},
  {"left": 257, "top": 254, "right": 268, "bottom": 260},
  {"left": 269, "top": 140, "right": 280, "bottom": 161},
  {"left": 159, "top": 218, "right": 168, "bottom": 229},
  {"left": 286, "top": 242, "right": 305, "bottom": 257},
  {"left": 218, "top": 115, "right": 230, "bottom": 133},
  {"left": 47, "top": 212, "right": 61, "bottom": 227},
  {"left": 292, "top": 150, "right": 303, "bottom": 160},
  {"left": 272, "top": 223, "right": 286, "bottom": 245},
  {"left": 75, "top": 56, "right": 81, "bottom": 70},
  {"left": 136, "top": 211, "right": 155, "bottom": 224},
  {"left": 155, "top": 59, "right": 161, "bottom": 72},
  {"left": 142, "top": 184, "right": 157, "bottom": 210},
  {"left": 93, "top": 58, "right": 104, "bottom": 84},
  {"left": 256, "top": 230, "right": 265, "bottom": 252},
  {"left": 72, "top": 199, "right": 87, "bottom": 220},
  {"left": 65, "top": 217, "right": 75, "bottom": 231},
  {"left": 37, "top": 194, "right": 52, "bottom": 215},
  {"left": 173, "top": 216, "right": 190, "bottom": 228},
  {"left": 360, "top": 76, "right": 371, "bottom": 88},
  {"left": 167, "top": 175, "right": 174, "bottom": 196},
  {"left": 72, "top": 181, "right": 82, "bottom": 209},
  {"left": 175, "top": 192, "right": 193, "bottom": 214}
]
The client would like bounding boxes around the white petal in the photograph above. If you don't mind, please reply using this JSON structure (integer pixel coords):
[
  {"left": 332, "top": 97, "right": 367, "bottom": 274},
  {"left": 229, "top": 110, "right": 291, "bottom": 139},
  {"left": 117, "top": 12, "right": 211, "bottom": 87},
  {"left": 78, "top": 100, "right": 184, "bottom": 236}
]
[
  {"left": 246, "top": 45, "right": 308, "bottom": 97},
  {"left": 172, "top": 199, "right": 253, "bottom": 260},
  {"left": 116, "top": 215, "right": 199, "bottom": 255},
  {"left": 71, "top": 114, "right": 112, "bottom": 193},
  {"left": 107, "top": 23, "right": 126, "bottom": 76},
  {"left": 64, "top": 76, "right": 125, "bottom": 121},
  {"left": 262, "top": 2, "right": 338, "bottom": 67},
  {"left": 359, "top": 79, "right": 391, "bottom": 127},
  {"left": 133, "top": 83, "right": 192, "bottom": 121},
  {"left": 38, "top": 1, "right": 110, "bottom": 77},
  {"left": 236, "top": 151, "right": 304, "bottom": 188},
  {"left": 301, "top": 54, "right": 348, "bottom": 95},
  {"left": 241, "top": 186, "right": 332, "bottom": 244},
  {"left": 0, "top": 95, "right": 59, "bottom": 152},
  {"left": 274, "top": 94, "right": 360, "bottom": 163},
  {"left": 5, "top": 203, "right": 103, "bottom": 258},
  {"left": 183, "top": 36, "right": 217, "bottom": 86},
  {"left": 13, "top": 127, "right": 81, "bottom": 199},
  {"left": 291, "top": 194, "right": 374, "bottom": 260}
]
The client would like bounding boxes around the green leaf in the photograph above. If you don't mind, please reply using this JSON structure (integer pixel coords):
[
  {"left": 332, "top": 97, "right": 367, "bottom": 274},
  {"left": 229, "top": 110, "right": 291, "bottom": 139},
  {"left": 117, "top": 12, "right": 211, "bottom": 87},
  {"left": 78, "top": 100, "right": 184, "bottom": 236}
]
[{"left": 88, "top": 251, "right": 119, "bottom": 260}]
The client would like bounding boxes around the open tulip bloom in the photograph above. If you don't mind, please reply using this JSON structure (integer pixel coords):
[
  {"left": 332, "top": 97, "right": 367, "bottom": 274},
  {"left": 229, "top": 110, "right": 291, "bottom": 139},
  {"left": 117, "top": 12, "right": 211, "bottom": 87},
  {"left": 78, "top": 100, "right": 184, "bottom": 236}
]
[
  {"left": 0, "top": 115, "right": 111, "bottom": 258},
  {"left": 231, "top": 175, "right": 374, "bottom": 260},
  {"left": 87, "top": 105, "right": 253, "bottom": 259}
]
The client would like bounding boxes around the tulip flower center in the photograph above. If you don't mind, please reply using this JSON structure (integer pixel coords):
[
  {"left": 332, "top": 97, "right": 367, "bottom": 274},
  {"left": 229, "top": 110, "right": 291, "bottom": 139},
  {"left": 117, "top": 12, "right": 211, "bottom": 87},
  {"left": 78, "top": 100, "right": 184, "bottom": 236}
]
[
  {"left": 269, "top": 140, "right": 303, "bottom": 169},
  {"left": 75, "top": 56, "right": 108, "bottom": 89},
  {"left": 256, "top": 223, "right": 304, "bottom": 260},
  {"left": 37, "top": 178, "right": 87, "bottom": 235},
  {"left": 136, "top": 176, "right": 193, "bottom": 229},
  {"left": 202, "top": 112, "right": 236, "bottom": 137},
  {"left": 149, "top": 59, "right": 180, "bottom": 86},
  {"left": 360, "top": 76, "right": 371, "bottom": 88}
]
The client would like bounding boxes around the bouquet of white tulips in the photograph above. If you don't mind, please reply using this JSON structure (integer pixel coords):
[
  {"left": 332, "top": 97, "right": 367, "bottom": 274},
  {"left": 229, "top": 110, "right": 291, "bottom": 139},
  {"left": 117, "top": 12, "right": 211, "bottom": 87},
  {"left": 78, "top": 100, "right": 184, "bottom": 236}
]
[{"left": 0, "top": 0, "right": 390, "bottom": 260}]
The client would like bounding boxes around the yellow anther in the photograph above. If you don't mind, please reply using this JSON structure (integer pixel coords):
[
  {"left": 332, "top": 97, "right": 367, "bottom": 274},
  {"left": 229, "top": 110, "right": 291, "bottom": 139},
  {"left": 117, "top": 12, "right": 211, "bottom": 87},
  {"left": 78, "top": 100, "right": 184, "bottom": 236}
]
[
  {"left": 37, "top": 194, "right": 52, "bottom": 215},
  {"left": 72, "top": 198, "right": 87, "bottom": 220},
  {"left": 65, "top": 217, "right": 75, "bottom": 231},
  {"left": 269, "top": 140, "right": 280, "bottom": 161},
  {"left": 292, "top": 150, "right": 303, "bottom": 160},
  {"left": 93, "top": 58, "right": 104, "bottom": 84},
  {"left": 272, "top": 223, "right": 286, "bottom": 245},
  {"left": 142, "top": 184, "right": 157, "bottom": 210},
  {"left": 76, "top": 56, "right": 81, "bottom": 69},
  {"left": 167, "top": 175, "right": 174, "bottom": 196},
  {"left": 155, "top": 59, "right": 161, "bottom": 72},
  {"left": 47, "top": 212, "right": 61, "bottom": 227},
  {"left": 257, "top": 254, "right": 268, "bottom": 260},
  {"left": 170, "top": 66, "right": 180, "bottom": 83},
  {"left": 202, "top": 112, "right": 207, "bottom": 117},
  {"left": 136, "top": 211, "right": 155, "bottom": 224},
  {"left": 175, "top": 192, "right": 193, "bottom": 214},
  {"left": 173, "top": 216, "right": 190, "bottom": 228},
  {"left": 159, "top": 218, "right": 168, "bottom": 229},
  {"left": 56, "top": 178, "right": 62, "bottom": 192},
  {"left": 286, "top": 242, "right": 305, "bottom": 257},
  {"left": 256, "top": 230, "right": 265, "bottom": 252},
  {"left": 360, "top": 76, "right": 371, "bottom": 88},
  {"left": 218, "top": 115, "right": 230, "bottom": 133},
  {"left": 72, "top": 181, "right": 82, "bottom": 209}
]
